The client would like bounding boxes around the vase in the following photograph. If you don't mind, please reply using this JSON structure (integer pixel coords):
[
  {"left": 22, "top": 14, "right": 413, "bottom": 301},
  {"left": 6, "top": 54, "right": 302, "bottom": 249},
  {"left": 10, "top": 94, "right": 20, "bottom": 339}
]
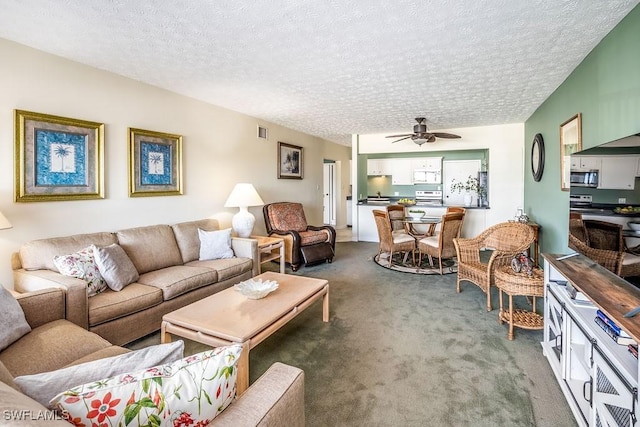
[{"left": 463, "top": 193, "right": 472, "bottom": 207}]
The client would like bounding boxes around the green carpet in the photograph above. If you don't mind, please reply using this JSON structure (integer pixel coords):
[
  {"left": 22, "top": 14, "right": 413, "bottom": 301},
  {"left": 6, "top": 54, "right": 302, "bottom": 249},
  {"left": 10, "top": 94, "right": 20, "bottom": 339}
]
[{"left": 129, "top": 241, "right": 576, "bottom": 427}]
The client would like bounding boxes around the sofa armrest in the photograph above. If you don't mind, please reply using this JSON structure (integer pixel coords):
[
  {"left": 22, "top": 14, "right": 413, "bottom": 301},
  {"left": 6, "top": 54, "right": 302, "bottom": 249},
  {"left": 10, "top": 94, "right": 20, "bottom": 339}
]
[
  {"left": 212, "top": 362, "right": 305, "bottom": 427},
  {"left": 231, "top": 237, "right": 260, "bottom": 277},
  {"left": 16, "top": 288, "right": 66, "bottom": 329},
  {"left": 13, "top": 269, "right": 89, "bottom": 330}
]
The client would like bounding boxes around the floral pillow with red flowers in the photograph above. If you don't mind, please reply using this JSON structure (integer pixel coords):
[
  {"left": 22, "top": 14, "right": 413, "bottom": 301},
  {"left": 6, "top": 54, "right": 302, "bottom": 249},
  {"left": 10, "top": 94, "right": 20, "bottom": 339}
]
[
  {"left": 53, "top": 246, "right": 107, "bottom": 297},
  {"left": 50, "top": 344, "right": 242, "bottom": 427}
]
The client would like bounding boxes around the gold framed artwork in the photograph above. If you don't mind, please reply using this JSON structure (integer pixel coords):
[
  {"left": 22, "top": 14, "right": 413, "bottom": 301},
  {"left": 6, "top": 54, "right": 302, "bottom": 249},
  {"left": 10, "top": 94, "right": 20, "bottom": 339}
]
[
  {"left": 560, "top": 113, "right": 582, "bottom": 191},
  {"left": 128, "top": 128, "right": 183, "bottom": 197},
  {"left": 278, "top": 142, "right": 303, "bottom": 179},
  {"left": 14, "top": 109, "right": 104, "bottom": 202}
]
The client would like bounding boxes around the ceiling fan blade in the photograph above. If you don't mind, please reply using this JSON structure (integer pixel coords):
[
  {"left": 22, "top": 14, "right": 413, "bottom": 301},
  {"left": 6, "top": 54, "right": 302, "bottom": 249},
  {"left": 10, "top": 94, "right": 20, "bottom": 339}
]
[
  {"left": 386, "top": 133, "right": 413, "bottom": 138},
  {"left": 427, "top": 135, "right": 437, "bottom": 143},
  {"left": 391, "top": 136, "right": 412, "bottom": 143},
  {"left": 432, "top": 132, "right": 461, "bottom": 139}
]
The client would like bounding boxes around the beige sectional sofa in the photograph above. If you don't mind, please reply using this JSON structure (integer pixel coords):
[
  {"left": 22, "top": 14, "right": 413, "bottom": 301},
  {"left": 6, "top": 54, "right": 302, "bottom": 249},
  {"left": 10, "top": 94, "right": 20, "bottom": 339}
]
[
  {"left": 0, "top": 288, "right": 305, "bottom": 426},
  {"left": 12, "top": 218, "right": 259, "bottom": 345}
]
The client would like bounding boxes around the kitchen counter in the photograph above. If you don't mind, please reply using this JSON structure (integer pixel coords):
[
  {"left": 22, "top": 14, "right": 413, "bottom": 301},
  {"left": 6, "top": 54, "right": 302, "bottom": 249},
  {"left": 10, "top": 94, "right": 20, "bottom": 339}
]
[{"left": 357, "top": 198, "right": 490, "bottom": 209}]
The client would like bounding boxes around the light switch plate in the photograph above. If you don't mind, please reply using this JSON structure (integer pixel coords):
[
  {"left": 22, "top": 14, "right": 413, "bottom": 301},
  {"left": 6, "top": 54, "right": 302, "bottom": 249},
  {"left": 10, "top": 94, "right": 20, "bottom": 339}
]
[{"left": 619, "top": 197, "right": 627, "bottom": 203}]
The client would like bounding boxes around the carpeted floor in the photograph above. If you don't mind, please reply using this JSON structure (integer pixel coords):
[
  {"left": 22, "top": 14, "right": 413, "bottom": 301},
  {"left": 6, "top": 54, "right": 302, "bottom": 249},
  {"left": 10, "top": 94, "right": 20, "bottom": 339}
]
[{"left": 129, "top": 241, "right": 577, "bottom": 427}]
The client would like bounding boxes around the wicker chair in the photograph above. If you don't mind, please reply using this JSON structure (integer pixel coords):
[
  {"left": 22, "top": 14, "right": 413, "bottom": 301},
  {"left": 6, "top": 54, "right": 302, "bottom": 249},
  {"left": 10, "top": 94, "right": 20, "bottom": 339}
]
[
  {"left": 417, "top": 212, "right": 465, "bottom": 274},
  {"left": 453, "top": 222, "right": 535, "bottom": 311},
  {"left": 583, "top": 219, "right": 623, "bottom": 251},
  {"left": 373, "top": 209, "right": 416, "bottom": 267},
  {"left": 386, "top": 205, "right": 408, "bottom": 237}
]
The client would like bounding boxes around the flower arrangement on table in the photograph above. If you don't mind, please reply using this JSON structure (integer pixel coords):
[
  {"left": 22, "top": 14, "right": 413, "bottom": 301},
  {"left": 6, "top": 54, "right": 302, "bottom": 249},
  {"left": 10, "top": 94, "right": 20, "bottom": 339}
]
[{"left": 450, "top": 175, "right": 486, "bottom": 206}]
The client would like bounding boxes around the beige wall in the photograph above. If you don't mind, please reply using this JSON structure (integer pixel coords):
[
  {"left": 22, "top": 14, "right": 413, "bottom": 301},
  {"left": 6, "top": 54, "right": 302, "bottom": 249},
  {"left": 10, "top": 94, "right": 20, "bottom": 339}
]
[{"left": 0, "top": 39, "right": 350, "bottom": 288}]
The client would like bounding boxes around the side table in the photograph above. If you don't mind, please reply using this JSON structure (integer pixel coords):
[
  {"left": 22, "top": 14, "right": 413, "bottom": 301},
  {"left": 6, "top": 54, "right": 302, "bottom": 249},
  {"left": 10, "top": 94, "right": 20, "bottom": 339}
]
[
  {"left": 494, "top": 265, "right": 544, "bottom": 340},
  {"left": 251, "top": 235, "right": 285, "bottom": 274}
]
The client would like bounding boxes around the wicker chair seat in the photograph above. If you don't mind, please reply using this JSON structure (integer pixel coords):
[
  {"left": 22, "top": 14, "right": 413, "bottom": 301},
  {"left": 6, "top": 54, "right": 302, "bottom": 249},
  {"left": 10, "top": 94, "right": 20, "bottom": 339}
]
[
  {"left": 417, "top": 212, "right": 464, "bottom": 275},
  {"left": 373, "top": 209, "right": 416, "bottom": 267}
]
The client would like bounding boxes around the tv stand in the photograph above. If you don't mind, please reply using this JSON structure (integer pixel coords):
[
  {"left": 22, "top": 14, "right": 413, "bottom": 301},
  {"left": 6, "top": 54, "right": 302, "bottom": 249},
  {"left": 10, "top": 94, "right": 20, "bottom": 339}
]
[{"left": 542, "top": 253, "right": 640, "bottom": 427}]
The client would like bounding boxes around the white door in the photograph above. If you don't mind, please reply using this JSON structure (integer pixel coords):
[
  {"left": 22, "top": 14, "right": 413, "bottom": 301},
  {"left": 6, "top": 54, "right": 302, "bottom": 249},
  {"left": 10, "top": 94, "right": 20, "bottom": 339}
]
[
  {"left": 323, "top": 163, "right": 336, "bottom": 225},
  {"left": 443, "top": 160, "right": 482, "bottom": 206}
]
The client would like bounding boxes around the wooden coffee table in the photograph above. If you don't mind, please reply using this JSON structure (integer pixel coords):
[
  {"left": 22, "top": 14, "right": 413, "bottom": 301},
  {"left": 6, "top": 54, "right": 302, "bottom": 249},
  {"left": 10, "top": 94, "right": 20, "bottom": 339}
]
[{"left": 160, "top": 271, "right": 329, "bottom": 394}]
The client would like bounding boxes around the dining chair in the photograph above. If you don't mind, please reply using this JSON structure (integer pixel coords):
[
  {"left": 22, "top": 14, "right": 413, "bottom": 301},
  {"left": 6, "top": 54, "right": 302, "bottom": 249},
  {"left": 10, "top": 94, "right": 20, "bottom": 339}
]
[
  {"left": 386, "top": 204, "right": 409, "bottom": 237},
  {"left": 417, "top": 212, "right": 465, "bottom": 274},
  {"left": 430, "top": 206, "right": 466, "bottom": 235},
  {"left": 453, "top": 222, "right": 535, "bottom": 311},
  {"left": 373, "top": 209, "right": 416, "bottom": 267}
]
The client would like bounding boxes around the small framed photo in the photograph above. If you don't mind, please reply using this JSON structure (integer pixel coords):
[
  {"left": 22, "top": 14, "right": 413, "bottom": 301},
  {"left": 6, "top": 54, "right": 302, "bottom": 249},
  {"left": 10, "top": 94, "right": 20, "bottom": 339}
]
[
  {"left": 278, "top": 142, "right": 303, "bottom": 179},
  {"left": 128, "top": 128, "right": 183, "bottom": 197},
  {"left": 14, "top": 109, "right": 104, "bottom": 202}
]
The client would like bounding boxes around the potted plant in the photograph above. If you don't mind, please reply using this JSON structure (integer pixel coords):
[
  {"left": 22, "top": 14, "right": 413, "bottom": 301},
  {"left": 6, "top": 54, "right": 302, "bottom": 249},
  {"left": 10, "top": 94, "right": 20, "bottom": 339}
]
[{"left": 450, "top": 175, "right": 485, "bottom": 207}]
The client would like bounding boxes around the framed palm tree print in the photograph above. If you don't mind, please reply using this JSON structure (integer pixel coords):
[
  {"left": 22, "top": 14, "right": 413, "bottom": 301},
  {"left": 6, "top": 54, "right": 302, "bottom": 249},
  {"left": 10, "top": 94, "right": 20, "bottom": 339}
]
[
  {"left": 128, "top": 128, "right": 183, "bottom": 197},
  {"left": 14, "top": 110, "right": 104, "bottom": 202}
]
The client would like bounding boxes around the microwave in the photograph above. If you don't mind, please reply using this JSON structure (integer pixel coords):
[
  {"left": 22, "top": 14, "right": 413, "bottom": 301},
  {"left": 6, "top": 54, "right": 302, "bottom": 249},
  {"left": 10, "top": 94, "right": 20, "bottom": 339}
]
[
  {"left": 413, "top": 169, "right": 441, "bottom": 184},
  {"left": 570, "top": 170, "right": 599, "bottom": 188}
]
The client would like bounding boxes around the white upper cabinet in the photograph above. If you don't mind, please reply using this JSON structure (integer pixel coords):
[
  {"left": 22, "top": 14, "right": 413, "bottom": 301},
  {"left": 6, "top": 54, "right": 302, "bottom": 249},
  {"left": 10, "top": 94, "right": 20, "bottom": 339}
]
[
  {"left": 390, "top": 158, "right": 413, "bottom": 185},
  {"left": 570, "top": 156, "right": 601, "bottom": 170},
  {"left": 367, "top": 159, "right": 392, "bottom": 176},
  {"left": 598, "top": 156, "right": 637, "bottom": 189},
  {"left": 411, "top": 157, "right": 442, "bottom": 171}
]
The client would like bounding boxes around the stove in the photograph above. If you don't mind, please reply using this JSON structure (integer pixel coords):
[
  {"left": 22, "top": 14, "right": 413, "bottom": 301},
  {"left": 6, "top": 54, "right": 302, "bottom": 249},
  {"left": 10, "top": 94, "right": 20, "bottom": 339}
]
[
  {"left": 415, "top": 190, "right": 443, "bottom": 206},
  {"left": 569, "top": 194, "right": 592, "bottom": 208}
]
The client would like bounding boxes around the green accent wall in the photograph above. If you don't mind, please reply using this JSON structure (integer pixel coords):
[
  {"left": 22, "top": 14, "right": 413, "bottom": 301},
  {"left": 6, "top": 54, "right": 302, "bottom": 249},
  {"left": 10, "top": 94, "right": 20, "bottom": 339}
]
[{"left": 524, "top": 5, "right": 640, "bottom": 254}]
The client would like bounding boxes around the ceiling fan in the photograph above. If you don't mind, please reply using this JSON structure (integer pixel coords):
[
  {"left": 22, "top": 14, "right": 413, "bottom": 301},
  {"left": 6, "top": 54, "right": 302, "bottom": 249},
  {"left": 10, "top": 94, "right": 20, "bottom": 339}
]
[{"left": 386, "top": 117, "right": 461, "bottom": 145}]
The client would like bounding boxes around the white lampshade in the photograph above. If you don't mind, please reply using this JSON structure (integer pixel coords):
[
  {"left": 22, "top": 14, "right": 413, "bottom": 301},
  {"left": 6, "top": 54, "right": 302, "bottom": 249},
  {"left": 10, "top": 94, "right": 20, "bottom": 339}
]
[
  {"left": 0, "top": 211, "right": 12, "bottom": 230},
  {"left": 224, "top": 184, "right": 264, "bottom": 238}
]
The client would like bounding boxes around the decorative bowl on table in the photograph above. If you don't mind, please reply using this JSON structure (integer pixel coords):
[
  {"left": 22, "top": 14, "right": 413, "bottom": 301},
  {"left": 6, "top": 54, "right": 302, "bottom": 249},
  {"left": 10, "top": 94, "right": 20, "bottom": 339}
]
[
  {"left": 628, "top": 221, "right": 640, "bottom": 232},
  {"left": 234, "top": 278, "right": 279, "bottom": 299},
  {"left": 407, "top": 210, "right": 425, "bottom": 220},
  {"left": 397, "top": 198, "right": 416, "bottom": 207}
]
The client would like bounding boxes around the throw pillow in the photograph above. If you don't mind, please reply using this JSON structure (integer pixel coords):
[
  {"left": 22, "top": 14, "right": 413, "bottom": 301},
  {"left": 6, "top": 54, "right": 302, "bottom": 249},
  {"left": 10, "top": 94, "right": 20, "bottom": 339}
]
[
  {"left": 92, "top": 243, "right": 140, "bottom": 291},
  {"left": 51, "top": 344, "right": 242, "bottom": 426},
  {"left": 198, "top": 228, "right": 235, "bottom": 260},
  {"left": 14, "top": 340, "right": 184, "bottom": 408},
  {"left": 0, "top": 286, "right": 31, "bottom": 352},
  {"left": 53, "top": 246, "right": 107, "bottom": 296}
]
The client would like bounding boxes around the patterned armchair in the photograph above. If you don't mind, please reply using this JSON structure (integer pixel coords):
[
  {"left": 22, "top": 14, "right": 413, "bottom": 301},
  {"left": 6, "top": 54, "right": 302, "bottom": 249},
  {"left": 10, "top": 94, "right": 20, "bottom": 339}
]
[{"left": 263, "top": 202, "right": 336, "bottom": 271}]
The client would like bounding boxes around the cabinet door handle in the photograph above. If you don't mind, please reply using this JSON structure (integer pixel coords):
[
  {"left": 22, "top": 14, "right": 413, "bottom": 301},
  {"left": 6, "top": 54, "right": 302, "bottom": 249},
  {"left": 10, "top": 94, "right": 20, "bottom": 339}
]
[{"left": 583, "top": 379, "right": 592, "bottom": 404}]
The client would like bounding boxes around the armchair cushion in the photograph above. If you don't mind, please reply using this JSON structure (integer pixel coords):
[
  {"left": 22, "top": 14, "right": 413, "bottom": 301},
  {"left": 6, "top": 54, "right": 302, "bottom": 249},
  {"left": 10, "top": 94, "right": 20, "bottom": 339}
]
[
  {"left": 266, "top": 202, "right": 308, "bottom": 231},
  {"left": 299, "top": 229, "right": 331, "bottom": 246}
]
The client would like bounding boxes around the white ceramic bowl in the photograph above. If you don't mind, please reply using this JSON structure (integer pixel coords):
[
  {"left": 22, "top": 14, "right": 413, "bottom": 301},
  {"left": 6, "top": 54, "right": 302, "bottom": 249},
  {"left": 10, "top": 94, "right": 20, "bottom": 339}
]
[
  {"left": 407, "top": 210, "right": 425, "bottom": 220},
  {"left": 628, "top": 221, "right": 640, "bottom": 231},
  {"left": 234, "top": 278, "right": 279, "bottom": 299}
]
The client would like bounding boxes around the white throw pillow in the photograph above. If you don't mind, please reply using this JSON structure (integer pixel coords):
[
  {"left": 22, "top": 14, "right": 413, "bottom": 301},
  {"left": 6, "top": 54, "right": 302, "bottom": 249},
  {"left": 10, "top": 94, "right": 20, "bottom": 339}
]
[
  {"left": 92, "top": 244, "right": 139, "bottom": 291},
  {"left": 53, "top": 246, "right": 107, "bottom": 296},
  {"left": 14, "top": 340, "right": 184, "bottom": 408},
  {"left": 198, "top": 228, "right": 235, "bottom": 260},
  {"left": 0, "top": 286, "right": 31, "bottom": 352},
  {"left": 51, "top": 344, "right": 242, "bottom": 426}
]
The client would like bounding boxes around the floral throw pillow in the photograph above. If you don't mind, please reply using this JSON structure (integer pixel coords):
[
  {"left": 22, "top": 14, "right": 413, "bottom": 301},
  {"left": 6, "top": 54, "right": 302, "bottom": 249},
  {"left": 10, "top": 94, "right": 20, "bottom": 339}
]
[
  {"left": 53, "top": 246, "right": 107, "bottom": 297},
  {"left": 51, "top": 344, "right": 242, "bottom": 427}
]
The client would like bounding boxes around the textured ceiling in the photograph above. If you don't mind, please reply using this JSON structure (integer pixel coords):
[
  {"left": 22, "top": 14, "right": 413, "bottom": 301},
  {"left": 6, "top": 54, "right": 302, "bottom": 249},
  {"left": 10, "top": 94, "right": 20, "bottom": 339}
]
[{"left": 0, "top": 0, "right": 638, "bottom": 145}]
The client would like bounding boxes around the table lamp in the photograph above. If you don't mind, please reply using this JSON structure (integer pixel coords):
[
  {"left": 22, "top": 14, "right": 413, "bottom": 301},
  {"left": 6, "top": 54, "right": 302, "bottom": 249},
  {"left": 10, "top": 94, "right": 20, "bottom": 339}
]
[
  {"left": 224, "top": 183, "right": 264, "bottom": 237},
  {"left": 0, "top": 211, "right": 12, "bottom": 230}
]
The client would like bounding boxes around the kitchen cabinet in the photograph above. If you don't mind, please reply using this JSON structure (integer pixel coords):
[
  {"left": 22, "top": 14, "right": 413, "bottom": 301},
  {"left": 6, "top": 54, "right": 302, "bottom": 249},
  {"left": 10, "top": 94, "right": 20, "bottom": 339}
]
[
  {"left": 570, "top": 156, "right": 601, "bottom": 170},
  {"left": 598, "top": 156, "right": 637, "bottom": 190},
  {"left": 390, "top": 158, "right": 413, "bottom": 185},
  {"left": 411, "top": 157, "right": 442, "bottom": 171},
  {"left": 367, "top": 159, "right": 392, "bottom": 176},
  {"left": 542, "top": 255, "right": 640, "bottom": 427}
]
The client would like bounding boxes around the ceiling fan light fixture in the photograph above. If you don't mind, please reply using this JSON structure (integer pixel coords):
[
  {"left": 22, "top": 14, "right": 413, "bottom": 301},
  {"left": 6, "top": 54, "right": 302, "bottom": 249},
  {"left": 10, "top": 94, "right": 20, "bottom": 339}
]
[{"left": 413, "top": 137, "right": 429, "bottom": 145}]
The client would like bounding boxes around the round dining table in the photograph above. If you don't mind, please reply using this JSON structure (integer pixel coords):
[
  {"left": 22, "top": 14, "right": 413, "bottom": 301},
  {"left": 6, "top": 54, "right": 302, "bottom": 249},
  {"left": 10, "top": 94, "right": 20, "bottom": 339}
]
[{"left": 402, "top": 216, "right": 442, "bottom": 238}]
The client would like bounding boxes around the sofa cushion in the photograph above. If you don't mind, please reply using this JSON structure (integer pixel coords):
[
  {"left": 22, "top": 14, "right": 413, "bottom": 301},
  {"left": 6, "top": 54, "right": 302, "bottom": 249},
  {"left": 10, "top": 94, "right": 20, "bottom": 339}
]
[
  {"left": 0, "top": 319, "right": 112, "bottom": 377},
  {"left": 199, "top": 228, "right": 235, "bottom": 260},
  {"left": 0, "top": 286, "right": 31, "bottom": 352},
  {"left": 116, "top": 224, "right": 183, "bottom": 274},
  {"left": 51, "top": 344, "right": 242, "bottom": 426},
  {"left": 171, "top": 218, "right": 220, "bottom": 263},
  {"left": 14, "top": 341, "right": 184, "bottom": 408},
  {"left": 92, "top": 243, "right": 139, "bottom": 291},
  {"left": 65, "top": 346, "right": 130, "bottom": 367},
  {"left": 137, "top": 265, "right": 218, "bottom": 300},
  {"left": 53, "top": 246, "right": 108, "bottom": 296},
  {"left": 18, "top": 232, "right": 117, "bottom": 271},
  {"left": 0, "top": 360, "right": 19, "bottom": 391},
  {"left": 186, "top": 257, "right": 253, "bottom": 282},
  {"left": 88, "top": 283, "right": 163, "bottom": 327}
]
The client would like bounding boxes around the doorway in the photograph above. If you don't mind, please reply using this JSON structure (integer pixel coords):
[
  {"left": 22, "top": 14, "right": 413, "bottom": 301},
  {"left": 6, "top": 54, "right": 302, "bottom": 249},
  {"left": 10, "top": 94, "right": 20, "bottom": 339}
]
[{"left": 323, "top": 162, "right": 337, "bottom": 226}]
